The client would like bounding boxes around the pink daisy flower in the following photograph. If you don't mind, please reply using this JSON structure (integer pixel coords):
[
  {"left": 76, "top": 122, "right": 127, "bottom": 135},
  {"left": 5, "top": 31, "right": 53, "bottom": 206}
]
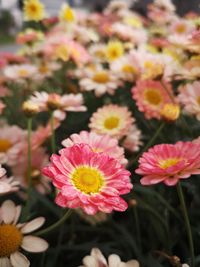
[
  {"left": 131, "top": 80, "right": 173, "bottom": 119},
  {"left": 136, "top": 141, "right": 200, "bottom": 186},
  {"left": 43, "top": 144, "right": 132, "bottom": 215},
  {"left": 122, "top": 125, "right": 143, "bottom": 152},
  {"left": 62, "top": 130, "right": 127, "bottom": 165},
  {"left": 0, "top": 165, "right": 19, "bottom": 195},
  {"left": 12, "top": 147, "right": 51, "bottom": 195},
  {"left": 89, "top": 104, "right": 134, "bottom": 139},
  {"left": 178, "top": 81, "right": 200, "bottom": 120}
]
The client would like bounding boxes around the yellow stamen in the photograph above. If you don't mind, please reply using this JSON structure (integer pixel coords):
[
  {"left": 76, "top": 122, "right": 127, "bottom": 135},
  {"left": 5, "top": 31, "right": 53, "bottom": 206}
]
[
  {"left": 159, "top": 158, "right": 181, "bottom": 169},
  {"left": 144, "top": 89, "right": 162, "bottom": 106},
  {"left": 104, "top": 117, "right": 120, "bottom": 130},
  {"left": 122, "top": 64, "right": 137, "bottom": 74},
  {"left": 106, "top": 41, "right": 124, "bottom": 61},
  {"left": 18, "top": 69, "right": 29, "bottom": 77},
  {"left": 0, "top": 139, "right": 12, "bottom": 153},
  {"left": 92, "top": 72, "right": 110, "bottom": 84},
  {"left": 0, "top": 224, "right": 23, "bottom": 257},
  {"left": 72, "top": 166, "right": 104, "bottom": 194}
]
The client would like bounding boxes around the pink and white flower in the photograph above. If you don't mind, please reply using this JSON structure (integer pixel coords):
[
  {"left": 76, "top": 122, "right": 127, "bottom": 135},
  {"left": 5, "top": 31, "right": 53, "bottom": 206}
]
[
  {"left": 43, "top": 144, "right": 132, "bottom": 215},
  {"left": 0, "top": 165, "right": 19, "bottom": 195},
  {"left": 89, "top": 104, "right": 134, "bottom": 139}
]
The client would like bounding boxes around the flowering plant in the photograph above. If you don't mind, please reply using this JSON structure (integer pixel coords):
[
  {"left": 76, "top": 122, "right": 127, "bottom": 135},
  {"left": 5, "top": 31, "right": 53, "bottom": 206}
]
[{"left": 0, "top": 0, "right": 200, "bottom": 266}]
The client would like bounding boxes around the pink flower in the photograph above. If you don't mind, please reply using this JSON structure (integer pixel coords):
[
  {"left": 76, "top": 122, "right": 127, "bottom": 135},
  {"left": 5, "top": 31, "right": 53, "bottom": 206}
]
[
  {"left": 132, "top": 80, "right": 173, "bottom": 119},
  {"left": 62, "top": 130, "right": 127, "bottom": 165},
  {"left": 0, "top": 165, "right": 19, "bottom": 195},
  {"left": 43, "top": 144, "right": 132, "bottom": 215},
  {"left": 178, "top": 81, "right": 200, "bottom": 120},
  {"left": 12, "top": 147, "right": 51, "bottom": 194},
  {"left": 30, "top": 92, "right": 86, "bottom": 120},
  {"left": 122, "top": 125, "right": 143, "bottom": 152},
  {"left": 0, "top": 125, "right": 26, "bottom": 166},
  {"left": 136, "top": 141, "right": 200, "bottom": 186}
]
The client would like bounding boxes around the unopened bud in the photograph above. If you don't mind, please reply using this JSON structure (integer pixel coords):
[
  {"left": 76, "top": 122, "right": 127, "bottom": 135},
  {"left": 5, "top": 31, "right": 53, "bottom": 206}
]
[
  {"left": 22, "top": 100, "right": 39, "bottom": 117},
  {"left": 161, "top": 103, "right": 180, "bottom": 121}
]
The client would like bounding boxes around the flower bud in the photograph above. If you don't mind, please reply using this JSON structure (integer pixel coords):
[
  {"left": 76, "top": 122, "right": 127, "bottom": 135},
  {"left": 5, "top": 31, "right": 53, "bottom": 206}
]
[{"left": 161, "top": 103, "right": 180, "bottom": 121}]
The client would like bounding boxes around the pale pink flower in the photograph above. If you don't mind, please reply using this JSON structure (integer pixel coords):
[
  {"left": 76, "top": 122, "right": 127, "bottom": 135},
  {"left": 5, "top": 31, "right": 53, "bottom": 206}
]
[
  {"left": 0, "top": 200, "right": 48, "bottom": 266},
  {"left": 122, "top": 125, "right": 143, "bottom": 152},
  {"left": 89, "top": 104, "right": 134, "bottom": 139},
  {"left": 3, "top": 64, "right": 37, "bottom": 81},
  {"left": 62, "top": 130, "right": 128, "bottom": 165},
  {"left": 136, "top": 141, "right": 200, "bottom": 186},
  {"left": 178, "top": 81, "right": 200, "bottom": 120},
  {"left": 79, "top": 66, "right": 120, "bottom": 97},
  {"left": 30, "top": 92, "right": 87, "bottom": 121},
  {"left": 0, "top": 125, "right": 26, "bottom": 166},
  {"left": 0, "top": 165, "right": 19, "bottom": 195},
  {"left": 132, "top": 80, "right": 174, "bottom": 119},
  {"left": 169, "top": 19, "right": 194, "bottom": 36},
  {"left": 43, "top": 144, "right": 132, "bottom": 215},
  {"left": 79, "top": 248, "right": 139, "bottom": 267},
  {"left": 12, "top": 147, "right": 51, "bottom": 194}
]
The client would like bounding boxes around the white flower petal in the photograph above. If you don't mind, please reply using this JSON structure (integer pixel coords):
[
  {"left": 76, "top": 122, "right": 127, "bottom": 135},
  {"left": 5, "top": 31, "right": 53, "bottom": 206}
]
[
  {"left": 13, "top": 205, "right": 21, "bottom": 225},
  {"left": 10, "top": 252, "right": 30, "bottom": 267},
  {"left": 126, "top": 260, "right": 140, "bottom": 267},
  {"left": 0, "top": 257, "right": 12, "bottom": 267},
  {"left": 21, "top": 236, "right": 49, "bottom": 253},
  {"left": 108, "top": 254, "right": 121, "bottom": 267},
  {"left": 1, "top": 200, "right": 16, "bottom": 224},
  {"left": 21, "top": 217, "right": 45, "bottom": 234},
  {"left": 82, "top": 256, "right": 99, "bottom": 267}
]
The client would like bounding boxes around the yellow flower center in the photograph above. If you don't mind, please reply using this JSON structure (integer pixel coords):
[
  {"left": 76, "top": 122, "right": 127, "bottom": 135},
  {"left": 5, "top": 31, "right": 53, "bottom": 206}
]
[
  {"left": 122, "top": 64, "right": 136, "bottom": 74},
  {"left": 39, "top": 64, "right": 49, "bottom": 74},
  {"left": 106, "top": 41, "right": 124, "bottom": 61},
  {"left": 72, "top": 166, "right": 104, "bottom": 194},
  {"left": 0, "top": 139, "right": 12, "bottom": 152},
  {"left": 176, "top": 24, "right": 186, "bottom": 34},
  {"left": 104, "top": 116, "right": 120, "bottom": 130},
  {"left": 93, "top": 72, "right": 110, "bottom": 84},
  {"left": 55, "top": 45, "right": 70, "bottom": 62},
  {"left": 0, "top": 224, "right": 23, "bottom": 257},
  {"left": 197, "top": 96, "right": 200, "bottom": 105},
  {"left": 159, "top": 158, "right": 181, "bottom": 169},
  {"left": 18, "top": 69, "right": 29, "bottom": 77},
  {"left": 144, "top": 89, "right": 162, "bottom": 106}
]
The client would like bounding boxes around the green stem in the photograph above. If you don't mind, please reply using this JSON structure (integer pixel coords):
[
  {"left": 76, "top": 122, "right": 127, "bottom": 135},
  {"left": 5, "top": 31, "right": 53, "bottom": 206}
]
[
  {"left": 128, "top": 122, "right": 165, "bottom": 168},
  {"left": 133, "top": 206, "right": 142, "bottom": 251},
  {"left": 50, "top": 111, "right": 56, "bottom": 153},
  {"left": 176, "top": 182, "right": 195, "bottom": 267},
  {"left": 24, "top": 118, "right": 32, "bottom": 218},
  {"left": 36, "top": 209, "right": 72, "bottom": 236}
]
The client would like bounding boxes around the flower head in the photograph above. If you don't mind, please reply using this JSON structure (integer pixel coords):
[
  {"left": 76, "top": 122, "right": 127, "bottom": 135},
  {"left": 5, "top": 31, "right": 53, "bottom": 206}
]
[
  {"left": 59, "top": 4, "right": 76, "bottom": 23},
  {"left": 132, "top": 80, "right": 174, "bottom": 119},
  {"left": 106, "top": 41, "right": 124, "bottom": 62},
  {"left": 79, "top": 248, "right": 139, "bottom": 267},
  {"left": 62, "top": 131, "right": 127, "bottom": 165},
  {"left": 89, "top": 104, "right": 134, "bottom": 139},
  {"left": 43, "top": 144, "right": 132, "bottom": 215},
  {"left": 0, "top": 165, "right": 19, "bottom": 195},
  {"left": 136, "top": 141, "right": 200, "bottom": 186},
  {"left": 178, "top": 81, "right": 200, "bottom": 120},
  {"left": 23, "top": 0, "right": 46, "bottom": 21},
  {"left": 0, "top": 200, "right": 48, "bottom": 266}
]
